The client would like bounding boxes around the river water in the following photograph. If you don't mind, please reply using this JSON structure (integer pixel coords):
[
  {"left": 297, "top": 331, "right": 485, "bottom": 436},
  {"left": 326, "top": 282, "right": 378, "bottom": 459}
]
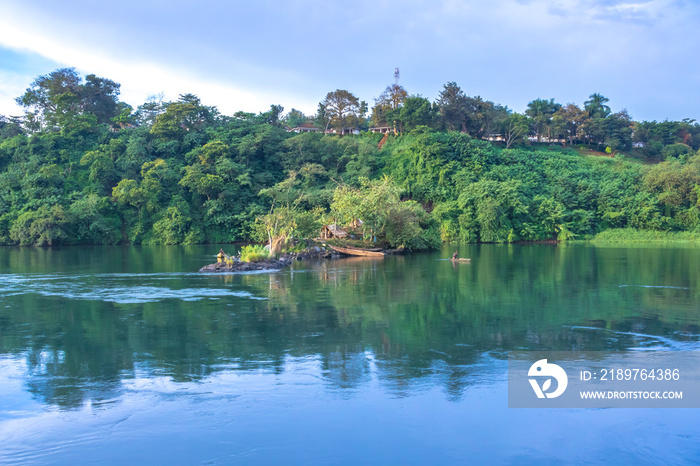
[{"left": 0, "top": 244, "right": 699, "bottom": 464}]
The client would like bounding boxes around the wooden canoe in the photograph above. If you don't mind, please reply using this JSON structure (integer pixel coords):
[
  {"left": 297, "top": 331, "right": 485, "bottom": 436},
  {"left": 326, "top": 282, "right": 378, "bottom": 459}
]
[
  {"left": 450, "top": 258, "right": 471, "bottom": 262},
  {"left": 329, "top": 245, "right": 386, "bottom": 257}
]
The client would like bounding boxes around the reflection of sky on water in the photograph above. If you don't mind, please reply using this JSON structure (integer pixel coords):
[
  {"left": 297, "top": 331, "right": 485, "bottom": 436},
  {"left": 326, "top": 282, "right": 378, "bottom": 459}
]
[{"left": 2, "top": 353, "right": 699, "bottom": 465}]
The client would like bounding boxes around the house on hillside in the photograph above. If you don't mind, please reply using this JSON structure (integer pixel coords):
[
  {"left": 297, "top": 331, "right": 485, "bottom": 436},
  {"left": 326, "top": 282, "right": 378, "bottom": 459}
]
[
  {"left": 369, "top": 126, "right": 394, "bottom": 134},
  {"left": 325, "top": 128, "right": 360, "bottom": 135},
  {"left": 287, "top": 121, "right": 321, "bottom": 133},
  {"left": 287, "top": 122, "right": 321, "bottom": 133}
]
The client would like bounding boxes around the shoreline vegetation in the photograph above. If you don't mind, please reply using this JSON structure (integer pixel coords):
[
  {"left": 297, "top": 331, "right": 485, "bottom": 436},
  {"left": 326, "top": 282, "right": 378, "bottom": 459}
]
[
  {"left": 1, "top": 68, "right": 700, "bottom": 251},
  {"left": 589, "top": 229, "right": 700, "bottom": 243}
]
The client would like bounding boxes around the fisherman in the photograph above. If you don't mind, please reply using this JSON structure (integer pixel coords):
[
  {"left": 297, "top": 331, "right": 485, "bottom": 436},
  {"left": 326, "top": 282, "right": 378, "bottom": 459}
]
[
  {"left": 452, "top": 250, "right": 459, "bottom": 260},
  {"left": 217, "top": 248, "right": 226, "bottom": 262}
]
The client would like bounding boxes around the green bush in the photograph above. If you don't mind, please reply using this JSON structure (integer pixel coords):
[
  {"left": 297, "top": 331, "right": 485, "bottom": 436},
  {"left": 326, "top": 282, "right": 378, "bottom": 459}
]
[{"left": 240, "top": 244, "right": 271, "bottom": 262}]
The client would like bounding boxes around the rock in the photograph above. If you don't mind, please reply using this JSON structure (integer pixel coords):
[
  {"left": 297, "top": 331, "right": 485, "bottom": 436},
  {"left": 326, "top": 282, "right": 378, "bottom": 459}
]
[
  {"left": 199, "top": 258, "right": 291, "bottom": 273},
  {"left": 286, "top": 245, "right": 332, "bottom": 260},
  {"left": 384, "top": 246, "right": 409, "bottom": 255}
]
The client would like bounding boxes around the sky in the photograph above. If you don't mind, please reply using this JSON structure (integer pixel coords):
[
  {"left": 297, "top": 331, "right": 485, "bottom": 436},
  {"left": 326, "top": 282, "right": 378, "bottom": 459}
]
[{"left": 0, "top": 0, "right": 699, "bottom": 122}]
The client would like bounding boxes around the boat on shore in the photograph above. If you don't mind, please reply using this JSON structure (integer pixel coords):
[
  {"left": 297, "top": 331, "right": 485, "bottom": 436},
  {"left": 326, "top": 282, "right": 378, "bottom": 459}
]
[{"left": 328, "top": 245, "right": 386, "bottom": 257}]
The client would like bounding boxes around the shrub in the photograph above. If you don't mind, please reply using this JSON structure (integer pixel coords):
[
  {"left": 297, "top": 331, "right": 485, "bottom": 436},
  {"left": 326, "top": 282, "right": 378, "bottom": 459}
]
[{"left": 240, "top": 244, "right": 271, "bottom": 262}]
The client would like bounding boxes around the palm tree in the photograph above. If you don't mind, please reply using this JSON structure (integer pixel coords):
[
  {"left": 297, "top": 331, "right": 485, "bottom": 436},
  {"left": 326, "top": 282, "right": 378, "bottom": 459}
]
[{"left": 584, "top": 93, "right": 611, "bottom": 118}]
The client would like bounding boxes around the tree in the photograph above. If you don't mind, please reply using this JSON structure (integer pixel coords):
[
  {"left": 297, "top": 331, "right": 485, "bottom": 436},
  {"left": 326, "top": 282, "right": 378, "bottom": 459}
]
[
  {"left": 330, "top": 176, "right": 439, "bottom": 249},
  {"left": 371, "top": 84, "right": 408, "bottom": 128},
  {"left": 555, "top": 104, "right": 589, "bottom": 145},
  {"left": 603, "top": 110, "right": 634, "bottom": 153},
  {"left": 633, "top": 119, "right": 700, "bottom": 157},
  {"left": 457, "top": 179, "right": 529, "bottom": 243},
  {"left": 134, "top": 93, "right": 166, "bottom": 127},
  {"left": 81, "top": 74, "right": 122, "bottom": 124},
  {"left": 379, "top": 84, "right": 408, "bottom": 110},
  {"left": 112, "top": 179, "right": 148, "bottom": 214},
  {"left": 256, "top": 168, "right": 324, "bottom": 249},
  {"left": 282, "top": 108, "right": 308, "bottom": 127},
  {"left": 320, "top": 90, "right": 361, "bottom": 133},
  {"left": 437, "top": 82, "right": 469, "bottom": 132},
  {"left": 111, "top": 102, "right": 135, "bottom": 128},
  {"left": 463, "top": 96, "right": 501, "bottom": 139},
  {"left": 525, "top": 98, "right": 561, "bottom": 142},
  {"left": 69, "top": 194, "right": 120, "bottom": 244},
  {"left": 392, "top": 96, "right": 436, "bottom": 132},
  {"left": 584, "top": 93, "right": 611, "bottom": 119},
  {"left": 500, "top": 113, "right": 530, "bottom": 149},
  {"left": 16, "top": 68, "right": 81, "bottom": 131},
  {"left": 314, "top": 103, "right": 330, "bottom": 131},
  {"left": 0, "top": 115, "right": 23, "bottom": 141},
  {"left": 152, "top": 200, "right": 192, "bottom": 244},
  {"left": 151, "top": 94, "right": 216, "bottom": 140},
  {"left": 179, "top": 166, "right": 224, "bottom": 200},
  {"left": 260, "top": 104, "right": 284, "bottom": 126},
  {"left": 16, "top": 68, "right": 121, "bottom": 131},
  {"left": 643, "top": 155, "right": 700, "bottom": 213},
  {"left": 10, "top": 205, "right": 71, "bottom": 246},
  {"left": 80, "top": 149, "right": 117, "bottom": 194}
]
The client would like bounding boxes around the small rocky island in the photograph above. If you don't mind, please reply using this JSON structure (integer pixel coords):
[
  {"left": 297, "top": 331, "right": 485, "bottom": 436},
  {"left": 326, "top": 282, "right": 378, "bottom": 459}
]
[
  {"left": 199, "top": 257, "right": 292, "bottom": 273},
  {"left": 198, "top": 245, "right": 338, "bottom": 273},
  {"left": 198, "top": 242, "right": 409, "bottom": 273}
]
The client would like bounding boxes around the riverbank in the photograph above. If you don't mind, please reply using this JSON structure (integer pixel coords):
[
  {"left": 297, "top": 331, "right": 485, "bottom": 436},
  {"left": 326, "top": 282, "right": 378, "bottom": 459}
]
[{"left": 589, "top": 228, "right": 700, "bottom": 243}]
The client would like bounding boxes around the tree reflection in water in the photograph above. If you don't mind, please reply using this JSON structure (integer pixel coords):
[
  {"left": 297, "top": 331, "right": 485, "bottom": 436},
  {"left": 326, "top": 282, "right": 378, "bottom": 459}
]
[{"left": 0, "top": 243, "right": 698, "bottom": 409}]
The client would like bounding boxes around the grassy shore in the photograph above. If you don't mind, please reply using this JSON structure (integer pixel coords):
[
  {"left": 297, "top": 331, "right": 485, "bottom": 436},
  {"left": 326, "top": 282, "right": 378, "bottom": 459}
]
[{"left": 590, "top": 228, "right": 700, "bottom": 243}]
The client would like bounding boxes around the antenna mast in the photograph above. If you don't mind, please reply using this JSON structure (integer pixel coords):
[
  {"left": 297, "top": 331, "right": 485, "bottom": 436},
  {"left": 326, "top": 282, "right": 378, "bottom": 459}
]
[{"left": 394, "top": 68, "right": 400, "bottom": 86}]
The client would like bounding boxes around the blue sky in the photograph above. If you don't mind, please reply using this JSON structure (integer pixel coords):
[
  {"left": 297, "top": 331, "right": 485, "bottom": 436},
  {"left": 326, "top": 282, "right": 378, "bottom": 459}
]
[{"left": 1, "top": 0, "right": 698, "bottom": 121}]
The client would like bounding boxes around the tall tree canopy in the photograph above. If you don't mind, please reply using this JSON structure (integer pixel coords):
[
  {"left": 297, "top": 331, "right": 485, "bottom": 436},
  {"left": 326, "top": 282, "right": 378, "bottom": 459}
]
[
  {"left": 16, "top": 68, "right": 121, "bottom": 131},
  {"left": 320, "top": 90, "right": 365, "bottom": 133},
  {"left": 371, "top": 84, "right": 409, "bottom": 127},
  {"left": 584, "top": 93, "right": 612, "bottom": 119},
  {"left": 525, "top": 98, "right": 561, "bottom": 141},
  {"left": 437, "top": 82, "right": 469, "bottom": 132}
]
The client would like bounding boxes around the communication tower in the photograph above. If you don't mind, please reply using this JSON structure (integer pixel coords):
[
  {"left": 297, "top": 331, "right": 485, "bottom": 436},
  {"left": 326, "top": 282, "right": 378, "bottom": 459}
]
[{"left": 394, "top": 68, "right": 400, "bottom": 85}]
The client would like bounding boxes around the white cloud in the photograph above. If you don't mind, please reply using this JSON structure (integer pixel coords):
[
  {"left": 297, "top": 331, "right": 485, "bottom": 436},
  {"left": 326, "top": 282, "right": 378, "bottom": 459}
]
[
  {"left": 0, "top": 4, "right": 320, "bottom": 115},
  {"left": 0, "top": 70, "right": 28, "bottom": 117}
]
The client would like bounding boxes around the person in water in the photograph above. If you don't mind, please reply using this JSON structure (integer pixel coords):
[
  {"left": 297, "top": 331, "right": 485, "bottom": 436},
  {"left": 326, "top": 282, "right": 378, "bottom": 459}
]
[{"left": 452, "top": 251, "right": 459, "bottom": 260}]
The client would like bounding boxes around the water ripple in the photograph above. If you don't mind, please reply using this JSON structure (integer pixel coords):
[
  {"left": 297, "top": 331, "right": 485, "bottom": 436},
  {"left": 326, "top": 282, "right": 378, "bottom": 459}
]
[
  {"left": 0, "top": 273, "right": 264, "bottom": 304},
  {"left": 567, "top": 326, "right": 700, "bottom": 350},
  {"left": 619, "top": 285, "right": 690, "bottom": 290}
]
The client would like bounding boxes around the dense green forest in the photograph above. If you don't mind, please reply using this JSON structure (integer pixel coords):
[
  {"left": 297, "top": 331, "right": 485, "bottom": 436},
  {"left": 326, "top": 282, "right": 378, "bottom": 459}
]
[{"left": 1, "top": 67, "right": 700, "bottom": 247}]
